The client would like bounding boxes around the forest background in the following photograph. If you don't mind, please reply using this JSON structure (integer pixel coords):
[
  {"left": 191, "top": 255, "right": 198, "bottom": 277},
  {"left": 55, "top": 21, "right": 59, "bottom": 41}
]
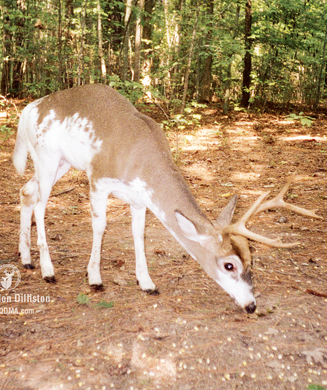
[{"left": 1, "top": 0, "right": 327, "bottom": 113}]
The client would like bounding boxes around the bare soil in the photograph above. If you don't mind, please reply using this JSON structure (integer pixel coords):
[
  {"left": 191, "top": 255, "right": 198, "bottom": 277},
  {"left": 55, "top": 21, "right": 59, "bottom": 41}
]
[{"left": 0, "top": 102, "right": 326, "bottom": 390}]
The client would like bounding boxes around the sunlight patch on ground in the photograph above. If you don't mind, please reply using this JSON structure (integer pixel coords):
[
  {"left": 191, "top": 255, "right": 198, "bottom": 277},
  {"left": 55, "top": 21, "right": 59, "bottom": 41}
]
[
  {"left": 233, "top": 121, "right": 253, "bottom": 127},
  {"left": 280, "top": 134, "right": 327, "bottom": 142},
  {"left": 229, "top": 134, "right": 259, "bottom": 151},
  {"left": 231, "top": 171, "right": 261, "bottom": 183},
  {"left": 183, "top": 164, "right": 215, "bottom": 182}
]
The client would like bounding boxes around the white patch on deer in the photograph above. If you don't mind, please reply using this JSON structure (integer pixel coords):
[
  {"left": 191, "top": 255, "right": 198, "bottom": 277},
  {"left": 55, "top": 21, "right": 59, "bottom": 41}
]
[
  {"left": 89, "top": 177, "right": 165, "bottom": 291},
  {"left": 215, "top": 255, "right": 255, "bottom": 309},
  {"left": 36, "top": 110, "right": 103, "bottom": 171},
  {"left": 95, "top": 177, "right": 167, "bottom": 222}
]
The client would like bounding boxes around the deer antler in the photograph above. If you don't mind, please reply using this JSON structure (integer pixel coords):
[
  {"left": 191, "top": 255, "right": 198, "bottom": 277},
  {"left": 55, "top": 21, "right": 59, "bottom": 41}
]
[
  {"left": 255, "top": 175, "right": 323, "bottom": 219},
  {"left": 223, "top": 176, "right": 322, "bottom": 248}
]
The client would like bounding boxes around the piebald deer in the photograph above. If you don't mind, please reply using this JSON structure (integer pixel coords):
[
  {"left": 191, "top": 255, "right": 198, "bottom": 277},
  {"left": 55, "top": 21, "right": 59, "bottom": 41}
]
[{"left": 13, "top": 84, "right": 322, "bottom": 313}]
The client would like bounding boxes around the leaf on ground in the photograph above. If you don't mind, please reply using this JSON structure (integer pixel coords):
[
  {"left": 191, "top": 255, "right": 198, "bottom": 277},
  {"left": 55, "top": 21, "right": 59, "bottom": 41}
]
[
  {"left": 267, "top": 360, "right": 282, "bottom": 369},
  {"left": 302, "top": 348, "right": 327, "bottom": 365}
]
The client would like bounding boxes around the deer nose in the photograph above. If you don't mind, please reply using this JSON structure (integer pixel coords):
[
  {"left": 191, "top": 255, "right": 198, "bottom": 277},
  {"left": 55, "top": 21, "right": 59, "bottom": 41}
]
[{"left": 245, "top": 301, "right": 256, "bottom": 314}]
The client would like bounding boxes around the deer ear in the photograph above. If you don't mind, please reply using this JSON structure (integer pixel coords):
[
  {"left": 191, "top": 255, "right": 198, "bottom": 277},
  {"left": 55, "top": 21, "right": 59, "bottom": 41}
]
[
  {"left": 175, "top": 210, "right": 210, "bottom": 243},
  {"left": 215, "top": 194, "right": 238, "bottom": 229}
]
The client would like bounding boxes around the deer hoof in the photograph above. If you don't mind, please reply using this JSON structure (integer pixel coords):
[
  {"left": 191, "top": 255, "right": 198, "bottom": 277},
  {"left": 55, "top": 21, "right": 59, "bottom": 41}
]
[
  {"left": 90, "top": 284, "right": 104, "bottom": 292},
  {"left": 23, "top": 264, "right": 35, "bottom": 270},
  {"left": 44, "top": 276, "right": 56, "bottom": 283},
  {"left": 145, "top": 288, "right": 160, "bottom": 296}
]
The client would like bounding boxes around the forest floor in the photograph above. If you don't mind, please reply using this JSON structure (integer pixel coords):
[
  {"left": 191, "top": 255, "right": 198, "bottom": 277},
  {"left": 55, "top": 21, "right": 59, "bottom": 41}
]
[{"left": 0, "top": 99, "right": 326, "bottom": 390}]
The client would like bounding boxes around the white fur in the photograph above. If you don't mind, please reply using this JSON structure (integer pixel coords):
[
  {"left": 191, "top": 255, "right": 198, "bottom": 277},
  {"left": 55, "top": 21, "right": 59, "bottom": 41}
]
[
  {"left": 218, "top": 275, "right": 255, "bottom": 309},
  {"left": 37, "top": 111, "right": 103, "bottom": 171},
  {"left": 14, "top": 108, "right": 102, "bottom": 280},
  {"left": 215, "top": 255, "right": 255, "bottom": 309},
  {"left": 88, "top": 177, "right": 164, "bottom": 290}
]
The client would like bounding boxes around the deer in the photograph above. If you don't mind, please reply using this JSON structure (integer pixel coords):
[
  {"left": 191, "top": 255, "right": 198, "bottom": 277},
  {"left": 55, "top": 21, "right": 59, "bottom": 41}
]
[{"left": 12, "top": 84, "right": 322, "bottom": 314}]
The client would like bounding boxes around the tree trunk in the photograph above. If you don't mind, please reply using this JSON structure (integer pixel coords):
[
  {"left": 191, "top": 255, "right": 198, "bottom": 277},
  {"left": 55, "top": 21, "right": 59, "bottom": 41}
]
[
  {"left": 163, "top": 0, "right": 172, "bottom": 91},
  {"left": 77, "top": 0, "right": 87, "bottom": 85},
  {"left": 121, "top": 0, "right": 133, "bottom": 81},
  {"left": 241, "top": 0, "right": 252, "bottom": 108},
  {"left": 134, "top": 0, "right": 144, "bottom": 82},
  {"left": 313, "top": 25, "right": 327, "bottom": 110},
  {"left": 97, "top": 0, "right": 107, "bottom": 81},
  {"left": 199, "top": 0, "right": 213, "bottom": 103},
  {"left": 10, "top": 0, "right": 25, "bottom": 96},
  {"left": 57, "top": 0, "right": 63, "bottom": 89},
  {"left": 142, "top": 0, "right": 153, "bottom": 77},
  {"left": 223, "top": 4, "right": 240, "bottom": 114},
  {"left": 64, "top": 0, "right": 75, "bottom": 88},
  {"left": 1, "top": 15, "right": 11, "bottom": 96},
  {"left": 181, "top": 9, "right": 199, "bottom": 113}
]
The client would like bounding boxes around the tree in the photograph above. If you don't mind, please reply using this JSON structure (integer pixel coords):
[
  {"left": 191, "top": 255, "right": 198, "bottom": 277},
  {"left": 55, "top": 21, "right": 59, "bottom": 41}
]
[
  {"left": 97, "top": 0, "right": 107, "bottom": 81},
  {"left": 181, "top": 8, "right": 199, "bottom": 112},
  {"left": 241, "top": 0, "right": 252, "bottom": 107},
  {"left": 134, "top": 0, "right": 144, "bottom": 82},
  {"left": 121, "top": 0, "right": 133, "bottom": 81},
  {"left": 199, "top": 0, "right": 214, "bottom": 103}
]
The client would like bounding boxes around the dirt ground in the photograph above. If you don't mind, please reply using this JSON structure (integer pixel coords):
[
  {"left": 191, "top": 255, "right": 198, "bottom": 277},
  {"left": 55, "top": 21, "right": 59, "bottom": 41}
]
[{"left": 0, "top": 100, "right": 326, "bottom": 390}]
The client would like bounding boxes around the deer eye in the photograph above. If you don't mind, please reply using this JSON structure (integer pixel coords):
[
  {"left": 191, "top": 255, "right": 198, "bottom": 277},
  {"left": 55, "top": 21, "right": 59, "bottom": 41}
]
[{"left": 224, "top": 263, "right": 234, "bottom": 272}]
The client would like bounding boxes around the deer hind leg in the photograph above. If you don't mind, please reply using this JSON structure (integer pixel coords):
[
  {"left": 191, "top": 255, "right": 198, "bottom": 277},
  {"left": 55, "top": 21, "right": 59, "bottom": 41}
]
[
  {"left": 20, "top": 158, "right": 71, "bottom": 280},
  {"left": 87, "top": 188, "right": 108, "bottom": 287},
  {"left": 34, "top": 160, "right": 71, "bottom": 281},
  {"left": 130, "top": 205, "right": 156, "bottom": 292},
  {"left": 19, "top": 176, "right": 39, "bottom": 269}
]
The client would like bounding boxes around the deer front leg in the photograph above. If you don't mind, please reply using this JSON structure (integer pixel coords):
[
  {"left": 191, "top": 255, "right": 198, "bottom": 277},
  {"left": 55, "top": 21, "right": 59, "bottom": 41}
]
[
  {"left": 130, "top": 205, "right": 156, "bottom": 292},
  {"left": 87, "top": 189, "right": 108, "bottom": 287}
]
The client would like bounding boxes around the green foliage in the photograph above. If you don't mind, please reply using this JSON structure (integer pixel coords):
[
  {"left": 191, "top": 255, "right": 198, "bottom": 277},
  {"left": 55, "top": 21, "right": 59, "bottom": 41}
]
[
  {"left": 307, "top": 385, "right": 327, "bottom": 390},
  {"left": 286, "top": 112, "right": 315, "bottom": 127},
  {"left": 0, "top": 124, "right": 13, "bottom": 139},
  {"left": 0, "top": 0, "right": 326, "bottom": 108},
  {"left": 108, "top": 76, "right": 145, "bottom": 104},
  {"left": 76, "top": 293, "right": 90, "bottom": 305},
  {"left": 96, "top": 300, "right": 114, "bottom": 309},
  {"left": 162, "top": 101, "right": 205, "bottom": 130}
]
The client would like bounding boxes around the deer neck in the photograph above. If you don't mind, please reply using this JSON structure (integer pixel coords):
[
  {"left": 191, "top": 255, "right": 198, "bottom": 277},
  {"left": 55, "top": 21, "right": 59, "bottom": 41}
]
[{"left": 144, "top": 164, "right": 214, "bottom": 263}]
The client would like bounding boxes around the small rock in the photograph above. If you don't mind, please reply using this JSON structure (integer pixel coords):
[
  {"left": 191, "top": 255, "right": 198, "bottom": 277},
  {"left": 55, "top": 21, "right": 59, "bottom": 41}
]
[
  {"left": 51, "top": 234, "right": 62, "bottom": 241},
  {"left": 113, "top": 277, "right": 128, "bottom": 287},
  {"left": 266, "top": 327, "right": 279, "bottom": 335}
]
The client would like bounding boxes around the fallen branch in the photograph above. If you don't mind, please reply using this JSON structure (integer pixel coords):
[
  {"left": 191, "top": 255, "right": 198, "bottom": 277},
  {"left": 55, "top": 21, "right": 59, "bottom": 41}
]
[
  {"left": 291, "top": 285, "right": 327, "bottom": 298},
  {"left": 304, "top": 288, "right": 327, "bottom": 298},
  {"left": 50, "top": 186, "right": 75, "bottom": 197}
]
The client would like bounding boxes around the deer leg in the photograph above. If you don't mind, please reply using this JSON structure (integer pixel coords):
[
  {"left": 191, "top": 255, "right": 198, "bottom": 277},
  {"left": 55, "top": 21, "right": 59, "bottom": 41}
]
[
  {"left": 130, "top": 205, "right": 156, "bottom": 292},
  {"left": 19, "top": 176, "right": 39, "bottom": 269},
  {"left": 33, "top": 176, "right": 56, "bottom": 280},
  {"left": 87, "top": 189, "right": 108, "bottom": 287},
  {"left": 34, "top": 159, "right": 71, "bottom": 280}
]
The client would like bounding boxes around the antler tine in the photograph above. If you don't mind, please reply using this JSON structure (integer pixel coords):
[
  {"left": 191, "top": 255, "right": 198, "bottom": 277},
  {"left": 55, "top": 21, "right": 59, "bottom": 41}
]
[
  {"left": 223, "top": 191, "right": 300, "bottom": 248},
  {"left": 236, "top": 191, "right": 271, "bottom": 224},
  {"left": 223, "top": 175, "right": 322, "bottom": 248},
  {"left": 255, "top": 175, "right": 323, "bottom": 220}
]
